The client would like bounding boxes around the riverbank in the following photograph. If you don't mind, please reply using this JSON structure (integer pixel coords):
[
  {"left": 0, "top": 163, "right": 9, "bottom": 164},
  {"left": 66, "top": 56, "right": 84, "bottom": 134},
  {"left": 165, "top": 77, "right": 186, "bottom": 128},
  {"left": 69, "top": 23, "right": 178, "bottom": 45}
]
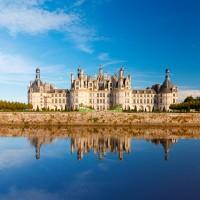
[
  {"left": 0, "top": 125, "right": 200, "bottom": 139},
  {"left": 0, "top": 112, "right": 200, "bottom": 127}
]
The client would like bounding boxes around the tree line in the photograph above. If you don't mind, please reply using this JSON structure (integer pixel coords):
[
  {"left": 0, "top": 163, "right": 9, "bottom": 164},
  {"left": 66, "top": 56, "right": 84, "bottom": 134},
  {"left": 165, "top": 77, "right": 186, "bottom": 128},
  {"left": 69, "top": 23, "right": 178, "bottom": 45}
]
[
  {"left": 170, "top": 96, "right": 200, "bottom": 112},
  {"left": 0, "top": 100, "right": 33, "bottom": 111}
]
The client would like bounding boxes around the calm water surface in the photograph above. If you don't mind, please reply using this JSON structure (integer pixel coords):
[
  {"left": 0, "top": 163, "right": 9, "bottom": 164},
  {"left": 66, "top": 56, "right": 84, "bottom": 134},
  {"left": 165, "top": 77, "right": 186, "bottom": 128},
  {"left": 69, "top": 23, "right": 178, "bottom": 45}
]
[{"left": 0, "top": 128, "right": 200, "bottom": 200}]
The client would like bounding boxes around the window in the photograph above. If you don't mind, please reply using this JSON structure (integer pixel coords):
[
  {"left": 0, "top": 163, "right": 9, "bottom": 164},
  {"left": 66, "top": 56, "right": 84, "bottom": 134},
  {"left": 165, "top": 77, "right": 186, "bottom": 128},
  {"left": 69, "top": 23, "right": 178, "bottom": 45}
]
[{"left": 52, "top": 99, "right": 54, "bottom": 103}]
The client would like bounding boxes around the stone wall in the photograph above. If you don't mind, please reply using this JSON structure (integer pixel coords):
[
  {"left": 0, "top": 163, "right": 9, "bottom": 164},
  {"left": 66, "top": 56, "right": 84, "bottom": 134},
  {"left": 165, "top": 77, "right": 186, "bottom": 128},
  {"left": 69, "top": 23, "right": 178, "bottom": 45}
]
[{"left": 0, "top": 112, "right": 200, "bottom": 126}]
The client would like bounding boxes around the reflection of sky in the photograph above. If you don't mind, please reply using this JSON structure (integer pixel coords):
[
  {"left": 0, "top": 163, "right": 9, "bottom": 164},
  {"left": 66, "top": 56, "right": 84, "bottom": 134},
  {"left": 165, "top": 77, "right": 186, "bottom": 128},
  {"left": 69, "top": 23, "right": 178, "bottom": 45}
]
[{"left": 0, "top": 138, "right": 200, "bottom": 200}]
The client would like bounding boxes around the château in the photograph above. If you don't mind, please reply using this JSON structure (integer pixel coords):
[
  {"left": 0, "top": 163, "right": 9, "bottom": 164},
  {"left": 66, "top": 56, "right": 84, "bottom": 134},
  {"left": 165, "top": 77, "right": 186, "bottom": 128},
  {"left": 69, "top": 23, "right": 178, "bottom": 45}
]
[{"left": 28, "top": 66, "right": 178, "bottom": 111}]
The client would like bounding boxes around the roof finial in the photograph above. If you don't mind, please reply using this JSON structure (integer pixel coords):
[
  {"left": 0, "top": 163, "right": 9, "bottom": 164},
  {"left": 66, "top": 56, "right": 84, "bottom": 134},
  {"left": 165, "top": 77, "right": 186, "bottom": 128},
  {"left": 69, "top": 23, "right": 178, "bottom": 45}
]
[
  {"left": 36, "top": 67, "right": 40, "bottom": 80},
  {"left": 165, "top": 68, "right": 170, "bottom": 80},
  {"left": 99, "top": 64, "right": 103, "bottom": 75}
]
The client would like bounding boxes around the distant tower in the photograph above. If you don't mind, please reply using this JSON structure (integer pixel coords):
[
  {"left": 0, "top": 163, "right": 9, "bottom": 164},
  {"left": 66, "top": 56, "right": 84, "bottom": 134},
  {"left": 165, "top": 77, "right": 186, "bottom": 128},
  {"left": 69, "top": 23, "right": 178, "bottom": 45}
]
[
  {"left": 70, "top": 73, "right": 74, "bottom": 87},
  {"left": 119, "top": 67, "right": 124, "bottom": 78},
  {"left": 36, "top": 67, "right": 40, "bottom": 81},
  {"left": 99, "top": 65, "right": 103, "bottom": 76},
  {"left": 77, "top": 67, "right": 81, "bottom": 78},
  {"left": 165, "top": 68, "right": 170, "bottom": 81}
]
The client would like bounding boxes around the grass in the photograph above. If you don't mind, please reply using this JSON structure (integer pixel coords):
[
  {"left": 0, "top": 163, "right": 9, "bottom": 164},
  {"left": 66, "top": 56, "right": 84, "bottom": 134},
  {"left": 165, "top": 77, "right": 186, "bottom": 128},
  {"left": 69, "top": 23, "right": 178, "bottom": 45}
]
[{"left": 78, "top": 107, "right": 95, "bottom": 113}]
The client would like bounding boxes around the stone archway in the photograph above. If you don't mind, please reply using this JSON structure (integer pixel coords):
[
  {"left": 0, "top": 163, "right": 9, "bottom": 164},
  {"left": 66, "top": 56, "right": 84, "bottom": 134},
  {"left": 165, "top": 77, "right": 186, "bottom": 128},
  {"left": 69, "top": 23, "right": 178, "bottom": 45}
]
[
  {"left": 146, "top": 105, "right": 151, "bottom": 112},
  {"left": 139, "top": 105, "right": 144, "bottom": 112}
]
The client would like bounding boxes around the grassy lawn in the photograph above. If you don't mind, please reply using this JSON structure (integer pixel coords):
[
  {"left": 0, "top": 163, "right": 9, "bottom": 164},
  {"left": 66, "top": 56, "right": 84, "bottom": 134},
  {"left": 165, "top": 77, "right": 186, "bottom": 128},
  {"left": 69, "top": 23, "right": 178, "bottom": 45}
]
[{"left": 78, "top": 107, "right": 95, "bottom": 113}]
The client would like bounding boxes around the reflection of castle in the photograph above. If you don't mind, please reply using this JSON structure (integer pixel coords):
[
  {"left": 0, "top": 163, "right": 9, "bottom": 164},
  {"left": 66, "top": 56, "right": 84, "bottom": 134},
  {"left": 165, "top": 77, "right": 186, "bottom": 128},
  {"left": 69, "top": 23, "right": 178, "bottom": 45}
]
[
  {"left": 28, "top": 134, "right": 178, "bottom": 161},
  {"left": 70, "top": 135, "right": 131, "bottom": 160},
  {"left": 149, "top": 139, "right": 178, "bottom": 160},
  {"left": 29, "top": 136, "right": 54, "bottom": 160}
]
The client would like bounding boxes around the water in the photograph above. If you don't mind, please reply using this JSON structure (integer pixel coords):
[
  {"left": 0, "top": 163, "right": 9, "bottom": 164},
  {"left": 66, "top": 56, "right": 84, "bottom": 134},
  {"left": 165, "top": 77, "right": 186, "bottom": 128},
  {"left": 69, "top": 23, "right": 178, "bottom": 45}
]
[{"left": 0, "top": 127, "right": 200, "bottom": 200}]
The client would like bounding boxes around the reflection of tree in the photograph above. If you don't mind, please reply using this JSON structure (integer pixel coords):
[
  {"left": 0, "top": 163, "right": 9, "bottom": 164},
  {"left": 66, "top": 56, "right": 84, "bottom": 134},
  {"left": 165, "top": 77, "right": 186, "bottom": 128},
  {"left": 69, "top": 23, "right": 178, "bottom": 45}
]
[{"left": 149, "top": 139, "right": 178, "bottom": 160}]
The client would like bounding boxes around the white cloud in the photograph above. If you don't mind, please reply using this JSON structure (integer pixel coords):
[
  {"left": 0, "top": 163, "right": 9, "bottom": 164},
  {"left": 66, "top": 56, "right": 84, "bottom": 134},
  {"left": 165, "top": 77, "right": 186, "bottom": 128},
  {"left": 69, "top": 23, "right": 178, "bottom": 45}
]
[
  {"left": 0, "top": 188, "right": 60, "bottom": 200},
  {"left": 179, "top": 89, "right": 200, "bottom": 101},
  {"left": 0, "top": 149, "right": 31, "bottom": 170},
  {"left": 103, "top": 60, "right": 127, "bottom": 67},
  {"left": 0, "top": 51, "right": 34, "bottom": 73},
  {"left": 67, "top": 25, "right": 97, "bottom": 54},
  {"left": 98, "top": 52, "right": 110, "bottom": 61},
  {"left": 97, "top": 52, "right": 127, "bottom": 67},
  {"left": 0, "top": 1, "right": 77, "bottom": 34},
  {"left": 72, "top": 0, "right": 86, "bottom": 7},
  {"left": 0, "top": 0, "right": 98, "bottom": 53}
]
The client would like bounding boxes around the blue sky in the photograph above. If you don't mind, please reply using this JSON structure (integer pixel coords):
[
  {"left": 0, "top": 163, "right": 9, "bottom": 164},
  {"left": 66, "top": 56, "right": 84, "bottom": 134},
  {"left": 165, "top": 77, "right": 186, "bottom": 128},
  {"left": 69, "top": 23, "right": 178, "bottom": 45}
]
[{"left": 0, "top": 0, "right": 200, "bottom": 102}]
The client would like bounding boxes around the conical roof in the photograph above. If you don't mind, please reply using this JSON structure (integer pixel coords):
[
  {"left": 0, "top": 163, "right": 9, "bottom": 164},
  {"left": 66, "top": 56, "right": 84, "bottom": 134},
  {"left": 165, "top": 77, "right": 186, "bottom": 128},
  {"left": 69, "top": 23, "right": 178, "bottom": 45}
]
[{"left": 160, "top": 69, "right": 174, "bottom": 93}]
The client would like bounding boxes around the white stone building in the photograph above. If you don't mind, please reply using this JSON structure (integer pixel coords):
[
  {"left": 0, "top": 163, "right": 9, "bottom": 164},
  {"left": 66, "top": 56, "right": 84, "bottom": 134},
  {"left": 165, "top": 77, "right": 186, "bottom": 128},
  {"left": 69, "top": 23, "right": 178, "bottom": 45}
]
[
  {"left": 28, "top": 68, "right": 69, "bottom": 110},
  {"left": 28, "top": 67, "right": 178, "bottom": 111}
]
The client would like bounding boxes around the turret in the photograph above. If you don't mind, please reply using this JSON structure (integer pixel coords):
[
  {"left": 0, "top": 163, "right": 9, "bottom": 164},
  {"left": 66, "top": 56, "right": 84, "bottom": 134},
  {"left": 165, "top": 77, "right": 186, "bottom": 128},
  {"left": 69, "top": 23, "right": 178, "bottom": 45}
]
[
  {"left": 118, "top": 67, "right": 124, "bottom": 88},
  {"left": 70, "top": 73, "right": 74, "bottom": 87},
  {"left": 77, "top": 68, "right": 81, "bottom": 78},
  {"left": 36, "top": 68, "right": 40, "bottom": 81},
  {"left": 165, "top": 68, "right": 170, "bottom": 81},
  {"left": 159, "top": 68, "right": 174, "bottom": 93},
  {"left": 119, "top": 67, "right": 124, "bottom": 79},
  {"left": 99, "top": 65, "right": 103, "bottom": 76}
]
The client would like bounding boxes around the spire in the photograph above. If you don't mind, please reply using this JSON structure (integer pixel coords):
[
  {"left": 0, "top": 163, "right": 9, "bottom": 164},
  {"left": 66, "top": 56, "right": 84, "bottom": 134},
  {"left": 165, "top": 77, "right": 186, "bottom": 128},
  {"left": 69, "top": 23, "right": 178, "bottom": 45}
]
[
  {"left": 36, "top": 67, "right": 40, "bottom": 81},
  {"left": 71, "top": 73, "right": 74, "bottom": 86},
  {"left": 99, "top": 65, "right": 103, "bottom": 75},
  {"left": 165, "top": 68, "right": 170, "bottom": 81},
  {"left": 119, "top": 67, "right": 124, "bottom": 78}
]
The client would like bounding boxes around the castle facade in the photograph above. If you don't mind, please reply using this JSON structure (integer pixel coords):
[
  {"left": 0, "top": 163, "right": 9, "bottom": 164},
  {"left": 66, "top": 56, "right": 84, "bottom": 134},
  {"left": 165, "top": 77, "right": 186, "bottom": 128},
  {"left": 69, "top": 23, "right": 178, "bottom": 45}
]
[{"left": 28, "top": 67, "right": 178, "bottom": 111}]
